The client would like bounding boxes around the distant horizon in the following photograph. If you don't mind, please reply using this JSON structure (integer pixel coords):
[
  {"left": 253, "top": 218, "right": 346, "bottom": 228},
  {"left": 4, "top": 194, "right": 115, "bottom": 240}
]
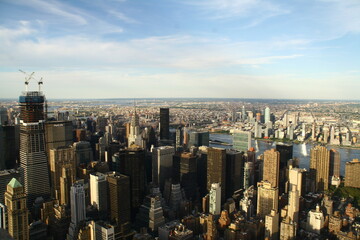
[{"left": 1, "top": 97, "right": 360, "bottom": 102}]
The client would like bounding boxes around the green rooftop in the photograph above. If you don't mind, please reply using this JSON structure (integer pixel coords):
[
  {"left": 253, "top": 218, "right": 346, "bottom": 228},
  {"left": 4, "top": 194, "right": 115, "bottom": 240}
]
[{"left": 7, "top": 178, "right": 22, "bottom": 188}]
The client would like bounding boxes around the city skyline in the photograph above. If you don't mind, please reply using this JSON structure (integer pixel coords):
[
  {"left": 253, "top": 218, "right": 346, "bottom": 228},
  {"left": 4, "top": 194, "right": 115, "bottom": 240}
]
[{"left": 0, "top": 0, "right": 360, "bottom": 99}]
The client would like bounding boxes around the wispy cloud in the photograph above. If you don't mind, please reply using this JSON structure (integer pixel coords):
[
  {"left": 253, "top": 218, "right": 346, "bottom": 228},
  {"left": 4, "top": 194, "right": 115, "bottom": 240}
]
[
  {"left": 3, "top": 0, "right": 124, "bottom": 34},
  {"left": 108, "top": 10, "right": 139, "bottom": 24},
  {"left": 12, "top": 0, "right": 88, "bottom": 25},
  {"left": 0, "top": 25, "right": 303, "bottom": 70},
  {"left": 184, "top": 0, "right": 289, "bottom": 26}
]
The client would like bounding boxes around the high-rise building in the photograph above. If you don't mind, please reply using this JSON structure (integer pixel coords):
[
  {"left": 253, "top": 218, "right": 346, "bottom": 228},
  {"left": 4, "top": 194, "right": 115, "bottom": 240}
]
[
  {"left": 265, "top": 107, "right": 270, "bottom": 123},
  {"left": 242, "top": 106, "right": 246, "bottom": 121},
  {"left": 329, "top": 149, "right": 340, "bottom": 178},
  {"left": 0, "top": 203, "right": 7, "bottom": 229},
  {"left": 345, "top": 159, "right": 360, "bottom": 188},
  {"left": 175, "top": 127, "right": 183, "bottom": 151},
  {"left": 68, "top": 182, "right": 86, "bottom": 240},
  {"left": 207, "top": 148, "right": 226, "bottom": 201},
  {"left": 128, "top": 109, "right": 142, "bottom": 147},
  {"left": 89, "top": 172, "right": 108, "bottom": 215},
  {"left": 19, "top": 90, "right": 51, "bottom": 207},
  {"left": 243, "top": 161, "right": 254, "bottom": 189},
  {"left": 59, "top": 166, "right": 73, "bottom": 205},
  {"left": 257, "top": 181, "right": 278, "bottom": 218},
  {"left": 114, "top": 147, "right": 146, "bottom": 210},
  {"left": 256, "top": 113, "right": 261, "bottom": 122},
  {"left": 0, "top": 169, "right": 20, "bottom": 205},
  {"left": 70, "top": 182, "right": 86, "bottom": 224},
  {"left": 93, "top": 221, "right": 115, "bottom": 240},
  {"left": 263, "top": 149, "right": 280, "bottom": 188},
  {"left": 287, "top": 185, "right": 300, "bottom": 223},
  {"left": 188, "top": 131, "right": 209, "bottom": 147},
  {"left": 136, "top": 194, "right": 165, "bottom": 232},
  {"left": 106, "top": 172, "right": 131, "bottom": 225},
  {"left": 45, "top": 121, "right": 73, "bottom": 156},
  {"left": 288, "top": 167, "right": 304, "bottom": 196},
  {"left": 306, "top": 205, "right": 324, "bottom": 235},
  {"left": 265, "top": 209, "right": 279, "bottom": 240},
  {"left": 73, "top": 141, "right": 93, "bottom": 166},
  {"left": 280, "top": 217, "right": 296, "bottom": 240},
  {"left": 232, "top": 130, "right": 251, "bottom": 153},
  {"left": 4, "top": 178, "right": 29, "bottom": 240},
  {"left": 310, "top": 145, "right": 330, "bottom": 192},
  {"left": 179, "top": 152, "right": 197, "bottom": 201},
  {"left": 160, "top": 108, "right": 169, "bottom": 140},
  {"left": 49, "top": 146, "right": 76, "bottom": 200},
  {"left": 209, "top": 183, "right": 221, "bottom": 216},
  {"left": 311, "top": 122, "right": 316, "bottom": 141},
  {"left": 152, "top": 146, "right": 175, "bottom": 191},
  {"left": 0, "top": 125, "right": 18, "bottom": 170},
  {"left": 225, "top": 149, "right": 243, "bottom": 199},
  {"left": 276, "top": 143, "right": 293, "bottom": 170}
]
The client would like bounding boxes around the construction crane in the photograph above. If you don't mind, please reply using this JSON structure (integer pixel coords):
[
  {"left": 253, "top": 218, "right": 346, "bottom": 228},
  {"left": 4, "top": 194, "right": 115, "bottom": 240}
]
[
  {"left": 38, "top": 77, "right": 43, "bottom": 91},
  {"left": 19, "top": 70, "right": 44, "bottom": 92},
  {"left": 19, "top": 69, "right": 35, "bottom": 92}
]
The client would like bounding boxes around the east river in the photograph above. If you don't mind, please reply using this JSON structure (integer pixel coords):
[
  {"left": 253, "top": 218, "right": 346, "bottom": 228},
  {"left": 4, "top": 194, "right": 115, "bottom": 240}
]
[{"left": 209, "top": 134, "right": 360, "bottom": 176}]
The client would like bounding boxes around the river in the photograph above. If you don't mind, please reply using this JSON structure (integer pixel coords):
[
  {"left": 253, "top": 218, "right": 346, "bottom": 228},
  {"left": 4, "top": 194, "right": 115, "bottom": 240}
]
[{"left": 209, "top": 134, "right": 360, "bottom": 176}]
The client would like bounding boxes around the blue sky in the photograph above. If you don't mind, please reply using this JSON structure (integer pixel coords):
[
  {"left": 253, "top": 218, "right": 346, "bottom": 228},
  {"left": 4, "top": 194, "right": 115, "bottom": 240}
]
[{"left": 0, "top": 0, "right": 359, "bottom": 99}]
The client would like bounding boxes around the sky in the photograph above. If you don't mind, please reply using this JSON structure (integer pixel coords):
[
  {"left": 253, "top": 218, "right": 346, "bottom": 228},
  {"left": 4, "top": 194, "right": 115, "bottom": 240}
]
[{"left": 0, "top": 0, "right": 359, "bottom": 99}]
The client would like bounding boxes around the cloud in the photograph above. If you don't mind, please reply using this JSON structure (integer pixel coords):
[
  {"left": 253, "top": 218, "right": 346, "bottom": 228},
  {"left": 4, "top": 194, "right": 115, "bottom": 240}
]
[
  {"left": 0, "top": 25, "right": 304, "bottom": 70},
  {"left": 108, "top": 10, "right": 139, "bottom": 24},
  {"left": 3, "top": 0, "right": 124, "bottom": 35},
  {"left": 183, "top": 0, "right": 289, "bottom": 26},
  {"left": 13, "top": 0, "right": 88, "bottom": 25}
]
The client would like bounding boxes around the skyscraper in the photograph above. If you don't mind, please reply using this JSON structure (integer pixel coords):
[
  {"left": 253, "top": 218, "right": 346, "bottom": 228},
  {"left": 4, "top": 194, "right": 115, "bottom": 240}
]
[
  {"left": 276, "top": 143, "right": 293, "bottom": 193},
  {"left": 209, "top": 183, "right": 221, "bottom": 216},
  {"left": 264, "top": 107, "right": 270, "bottom": 123},
  {"left": 232, "top": 130, "right": 251, "bottom": 153},
  {"left": 45, "top": 121, "right": 73, "bottom": 156},
  {"left": 179, "top": 152, "right": 197, "bottom": 201},
  {"left": 225, "top": 149, "right": 243, "bottom": 199},
  {"left": 115, "top": 147, "right": 146, "bottom": 210},
  {"left": 265, "top": 209, "right": 279, "bottom": 240},
  {"left": 263, "top": 149, "right": 280, "bottom": 188},
  {"left": 257, "top": 181, "right": 279, "bottom": 218},
  {"left": 310, "top": 145, "right": 330, "bottom": 192},
  {"left": 19, "top": 90, "right": 51, "bottom": 207},
  {"left": 128, "top": 109, "right": 142, "bottom": 147},
  {"left": 49, "top": 146, "right": 76, "bottom": 200},
  {"left": 207, "top": 148, "right": 226, "bottom": 201},
  {"left": 89, "top": 172, "right": 108, "bottom": 216},
  {"left": 241, "top": 106, "right": 246, "bottom": 121},
  {"left": 152, "top": 146, "right": 175, "bottom": 191},
  {"left": 68, "top": 182, "right": 86, "bottom": 239},
  {"left": 70, "top": 182, "right": 86, "bottom": 225},
  {"left": 159, "top": 108, "right": 169, "bottom": 140},
  {"left": 345, "top": 159, "right": 360, "bottom": 188},
  {"left": 106, "top": 172, "right": 135, "bottom": 239},
  {"left": 329, "top": 149, "right": 340, "bottom": 178},
  {"left": 4, "top": 178, "right": 29, "bottom": 240},
  {"left": 106, "top": 172, "right": 131, "bottom": 225}
]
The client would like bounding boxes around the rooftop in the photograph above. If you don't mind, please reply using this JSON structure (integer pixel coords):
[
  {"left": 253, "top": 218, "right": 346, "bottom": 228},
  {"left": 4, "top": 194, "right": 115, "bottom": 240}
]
[{"left": 7, "top": 178, "right": 22, "bottom": 188}]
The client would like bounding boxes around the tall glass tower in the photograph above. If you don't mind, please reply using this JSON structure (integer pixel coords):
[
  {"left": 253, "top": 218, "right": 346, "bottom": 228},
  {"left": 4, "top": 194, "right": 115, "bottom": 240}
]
[{"left": 19, "top": 90, "right": 50, "bottom": 207}]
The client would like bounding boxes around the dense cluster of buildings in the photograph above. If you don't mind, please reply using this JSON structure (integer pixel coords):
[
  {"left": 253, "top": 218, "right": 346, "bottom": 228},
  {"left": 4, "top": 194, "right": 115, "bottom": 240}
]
[{"left": 0, "top": 85, "right": 359, "bottom": 240}]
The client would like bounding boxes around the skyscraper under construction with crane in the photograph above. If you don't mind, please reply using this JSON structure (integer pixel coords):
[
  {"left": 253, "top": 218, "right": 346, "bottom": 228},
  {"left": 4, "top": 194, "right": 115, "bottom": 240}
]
[{"left": 19, "top": 73, "right": 50, "bottom": 207}]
